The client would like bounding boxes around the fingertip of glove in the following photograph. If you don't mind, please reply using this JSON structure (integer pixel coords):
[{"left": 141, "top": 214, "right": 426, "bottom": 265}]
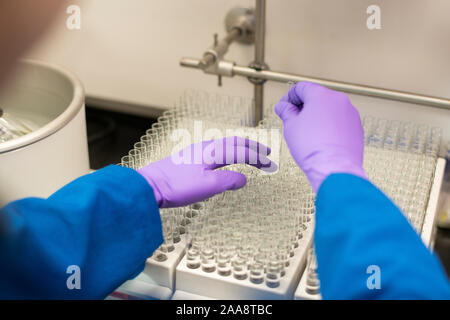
[
  {"left": 274, "top": 100, "right": 287, "bottom": 117},
  {"left": 216, "top": 170, "right": 247, "bottom": 191}
]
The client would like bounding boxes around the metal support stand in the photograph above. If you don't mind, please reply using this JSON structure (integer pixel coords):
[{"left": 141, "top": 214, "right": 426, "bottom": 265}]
[
  {"left": 249, "top": 0, "right": 268, "bottom": 124},
  {"left": 180, "top": 1, "right": 450, "bottom": 124}
]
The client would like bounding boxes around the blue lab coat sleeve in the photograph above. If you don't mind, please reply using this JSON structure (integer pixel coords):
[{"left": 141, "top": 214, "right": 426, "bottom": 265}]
[
  {"left": 0, "top": 165, "right": 163, "bottom": 299},
  {"left": 315, "top": 173, "right": 450, "bottom": 299}
]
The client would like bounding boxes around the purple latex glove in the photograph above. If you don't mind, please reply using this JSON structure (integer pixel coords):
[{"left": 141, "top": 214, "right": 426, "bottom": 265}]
[
  {"left": 275, "top": 81, "right": 367, "bottom": 192},
  {"left": 138, "top": 136, "right": 274, "bottom": 208}
]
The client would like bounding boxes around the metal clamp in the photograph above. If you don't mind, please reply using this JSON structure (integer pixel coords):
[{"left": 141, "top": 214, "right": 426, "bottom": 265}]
[
  {"left": 203, "top": 60, "right": 235, "bottom": 78},
  {"left": 247, "top": 61, "right": 269, "bottom": 85}
]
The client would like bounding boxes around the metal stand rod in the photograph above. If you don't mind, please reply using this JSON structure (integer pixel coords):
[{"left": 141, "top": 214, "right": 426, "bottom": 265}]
[
  {"left": 180, "top": 57, "right": 450, "bottom": 110},
  {"left": 254, "top": 0, "right": 266, "bottom": 63},
  {"left": 254, "top": 84, "right": 264, "bottom": 124},
  {"left": 252, "top": 0, "right": 266, "bottom": 124},
  {"left": 233, "top": 66, "right": 450, "bottom": 110}
]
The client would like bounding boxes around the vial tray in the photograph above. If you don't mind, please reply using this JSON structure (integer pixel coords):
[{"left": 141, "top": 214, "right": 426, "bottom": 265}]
[
  {"left": 141, "top": 236, "right": 186, "bottom": 290},
  {"left": 175, "top": 220, "right": 314, "bottom": 300},
  {"left": 110, "top": 236, "right": 186, "bottom": 300},
  {"left": 294, "top": 157, "right": 446, "bottom": 300}
]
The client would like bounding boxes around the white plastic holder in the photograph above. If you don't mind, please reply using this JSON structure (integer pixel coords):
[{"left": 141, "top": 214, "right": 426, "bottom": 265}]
[
  {"left": 141, "top": 237, "right": 187, "bottom": 289},
  {"left": 175, "top": 220, "right": 314, "bottom": 300},
  {"left": 110, "top": 236, "right": 186, "bottom": 300},
  {"left": 172, "top": 290, "right": 215, "bottom": 300},
  {"left": 421, "top": 158, "right": 446, "bottom": 248},
  {"left": 109, "top": 276, "right": 173, "bottom": 300}
]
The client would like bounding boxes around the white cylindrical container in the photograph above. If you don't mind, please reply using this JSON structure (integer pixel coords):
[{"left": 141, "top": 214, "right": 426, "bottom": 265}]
[{"left": 0, "top": 60, "right": 90, "bottom": 207}]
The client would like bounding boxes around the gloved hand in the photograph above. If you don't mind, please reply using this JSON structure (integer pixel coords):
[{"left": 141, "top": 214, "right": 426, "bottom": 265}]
[
  {"left": 138, "top": 136, "right": 273, "bottom": 208},
  {"left": 275, "top": 81, "right": 367, "bottom": 192}
]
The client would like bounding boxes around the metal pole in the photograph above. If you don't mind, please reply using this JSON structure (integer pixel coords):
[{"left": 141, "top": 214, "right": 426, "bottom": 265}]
[
  {"left": 254, "top": 85, "right": 264, "bottom": 124},
  {"left": 252, "top": 0, "right": 266, "bottom": 124},
  {"left": 254, "top": 0, "right": 266, "bottom": 64},
  {"left": 232, "top": 66, "right": 450, "bottom": 110},
  {"left": 180, "top": 57, "right": 450, "bottom": 110}
]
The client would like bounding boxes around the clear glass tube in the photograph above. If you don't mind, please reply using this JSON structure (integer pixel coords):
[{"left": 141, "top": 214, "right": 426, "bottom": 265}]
[
  {"left": 232, "top": 257, "right": 248, "bottom": 280},
  {"left": 121, "top": 155, "right": 135, "bottom": 169},
  {"left": 216, "top": 248, "right": 232, "bottom": 277},
  {"left": 134, "top": 142, "right": 147, "bottom": 166},
  {"left": 265, "top": 260, "right": 281, "bottom": 288},
  {"left": 201, "top": 246, "right": 216, "bottom": 273},
  {"left": 160, "top": 211, "right": 175, "bottom": 253},
  {"left": 185, "top": 224, "right": 201, "bottom": 269},
  {"left": 249, "top": 262, "right": 264, "bottom": 284},
  {"left": 128, "top": 149, "right": 142, "bottom": 169},
  {"left": 305, "top": 248, "right": 320, "bottom": 294}
]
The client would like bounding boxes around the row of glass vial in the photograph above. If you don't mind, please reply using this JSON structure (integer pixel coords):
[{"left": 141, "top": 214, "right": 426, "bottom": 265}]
[
  {"left": 363, "top": 116, "right": 441, "bottom": 158},
  {"left": 181, "top": 163, "right": 315, "bottom": 288}
]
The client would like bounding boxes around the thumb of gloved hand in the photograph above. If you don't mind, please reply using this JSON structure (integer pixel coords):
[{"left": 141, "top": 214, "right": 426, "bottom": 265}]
[{"left": 210, "top": 170, "right": 247, "bottom": 192}]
